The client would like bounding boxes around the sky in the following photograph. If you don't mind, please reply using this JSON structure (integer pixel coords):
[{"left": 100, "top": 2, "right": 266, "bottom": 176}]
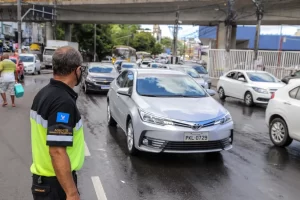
[{"left": 141, "top": 25, "right": 300, "bottom": 39}]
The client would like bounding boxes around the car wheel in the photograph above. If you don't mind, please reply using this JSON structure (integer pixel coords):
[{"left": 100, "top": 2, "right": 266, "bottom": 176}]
[
  {"left": 244, "top": 92, "right": 254, "bottom": 107},
  {"left": 127, "top": 120, "right": 138, "bottom": 155},
  {"left": 218, "top": 87, "right": 226, "bottom": 100},
  {"left": 270, "top": 118, "right": 293, "bottom": 147},
  {"left": 38, "top": 70, "right": 41, "bottom": 75},
  {"left": 107, "top": 103, "right": 117, "bottom": 127},
  {"left": 32, "top": 68, "right": 36, "bottom": 75}
]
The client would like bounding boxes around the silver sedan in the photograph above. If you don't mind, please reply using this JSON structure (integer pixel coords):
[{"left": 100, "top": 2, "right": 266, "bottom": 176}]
[{"left": 107, "top": 69, "right": 234, "bottom": 155}]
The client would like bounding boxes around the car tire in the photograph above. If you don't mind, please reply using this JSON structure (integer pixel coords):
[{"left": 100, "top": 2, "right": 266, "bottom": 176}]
[
  {"left": 269, "top": 118, "right": 293, "bottom": 147},
  {"left": 127, "top": 120, "right": 138, "bottom": 155},
  {"left": 38, "top": 70, "right": 41, "bottom": 75},
  {"left": 244, "top": 92, "right": 254, "bottom": 107},
  {"left": 32, "top": 68, "right": 37, "bottom": 75},
  {"left": 218, "top": 87, "right": 226, "bottom": 100},
  {"left": 107, "top": 103, "right": 117, "bottom": 127}
]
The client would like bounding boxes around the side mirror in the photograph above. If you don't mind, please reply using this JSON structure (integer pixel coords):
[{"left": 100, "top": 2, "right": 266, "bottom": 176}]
[
  {"left": 206, "top": 89, "right": 216, "bottom": 96},
  {"left": 117, "top": 88, "right": 131, "bottom": 96},
  {"left": 238, "top": 77, "right": 246, "bottom": 82}
]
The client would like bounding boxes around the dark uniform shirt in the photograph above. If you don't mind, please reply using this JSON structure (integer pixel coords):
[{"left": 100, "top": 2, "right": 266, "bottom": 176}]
[{"left": 30, "top": 79, "right": 85, "bottom": 176}]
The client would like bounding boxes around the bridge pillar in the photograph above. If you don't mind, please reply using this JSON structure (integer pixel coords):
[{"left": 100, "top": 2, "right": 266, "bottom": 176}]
[
  {"left": 216, "top": 22, "right": 237, "bottom": 49},
  {"left": 64, "top": 23, "right": 72, "bottom": 42},
  {"left": 46, "top": 22, "right": 54, "bottom": 41}
]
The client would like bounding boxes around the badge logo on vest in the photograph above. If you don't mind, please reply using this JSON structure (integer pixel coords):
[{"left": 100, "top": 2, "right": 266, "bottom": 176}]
[{"left": 56, "top": 112, "right": 70, "bottom": 123}]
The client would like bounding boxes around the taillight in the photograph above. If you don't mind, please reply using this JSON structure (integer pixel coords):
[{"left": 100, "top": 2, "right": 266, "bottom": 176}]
[{"left": 271, "top": 92, "right": 275, "bottom": 99}]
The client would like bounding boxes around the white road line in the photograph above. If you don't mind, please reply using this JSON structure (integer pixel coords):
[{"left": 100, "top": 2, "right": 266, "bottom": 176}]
[
  {"left": 85, "top": 141, "right": 91, "bottom": 156},
  {"left": 91, "top": 176, "right": 108, "bottom": 200}
]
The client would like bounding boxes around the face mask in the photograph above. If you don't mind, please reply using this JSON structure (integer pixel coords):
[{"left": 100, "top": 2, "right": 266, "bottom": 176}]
[{"left": 75, "top": 68, "right": 82, "bottom": 86}]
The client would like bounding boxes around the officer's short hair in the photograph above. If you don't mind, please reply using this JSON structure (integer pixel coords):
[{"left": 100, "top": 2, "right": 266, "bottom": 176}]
[{"left": 52, "top": 46, "right": 83, "bottom": 76}]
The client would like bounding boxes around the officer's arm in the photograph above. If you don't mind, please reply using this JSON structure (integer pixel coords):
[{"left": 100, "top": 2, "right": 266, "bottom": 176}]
[{"left": 47, "top": 102, "right": 79, "bottom": 198}]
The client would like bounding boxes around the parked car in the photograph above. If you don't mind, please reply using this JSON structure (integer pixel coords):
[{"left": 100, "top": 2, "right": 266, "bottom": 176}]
[
  {"left": 107, "top": 69, "right": 233, "bottom": 155},
  {"left": 217, "top": 70, "right": 285, "bottom": 106},
  {"left": 19, "top": 54, "right": 41, "bottom": 75},
  {"left": 139, "top": 60, "right": 152, "bottom": 68},
  {"left": 82, "top": 62, "right": 118, "bottom": 94},
  {"left": 168, "top": 65, "right": 209, "bottom": 89},
  {"left": 9, "top": 56, "right": 24, "bottom": 81},
  {"left": 185, "top": 64, "right": 212, "bottom": 89},
  {"left": 118, "top": 62, "right": 138, "bottom": 73},
  {"left": 266, "top": 79, "right": 300, "bottom": 147},
  {"left": 282, "top": 69, "right": 300, "bottom": 84}
]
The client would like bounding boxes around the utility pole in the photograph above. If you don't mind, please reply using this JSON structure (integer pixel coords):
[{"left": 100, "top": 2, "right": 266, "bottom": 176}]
[
  {"left": 173, "top": 11, "right": 179, "bottom": 64},
  {"left": 94, "top": 24, "right": 97, "bottom": 62},
  {"left": 253, "top": 0, "right": 264, "bottom": 62},
  {"left": 17, "top": 0, "right": 22, "bottom": 54},
  {"left": 225, "top": 0, "right": 236, "bottom": 52}
]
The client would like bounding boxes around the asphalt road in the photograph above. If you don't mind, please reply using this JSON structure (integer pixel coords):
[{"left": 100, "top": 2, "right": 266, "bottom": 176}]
[{"left": 1, "top": 73, "right": 300, "bottom": 200}]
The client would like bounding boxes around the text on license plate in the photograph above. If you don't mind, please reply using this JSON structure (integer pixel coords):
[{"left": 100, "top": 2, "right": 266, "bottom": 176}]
[
  {"left": 101, "top": 85, "right": 110, "bottom": 89},
  {"left": 184, "top": 132, "right": 208, "bottom": 141}
]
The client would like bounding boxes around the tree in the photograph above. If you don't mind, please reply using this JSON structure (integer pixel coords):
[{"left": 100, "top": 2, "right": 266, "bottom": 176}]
[
  {"left": 111, "top": 24, "right": 140, "bottom": 46},
  {"left": 161, "top": 37, "right": 172, "bottom": 48},
  {"left": 151, "top": 43, "right": 163, "bottom": 55},
  {"left": 131, "top": 32, "right": 156, "bottom": 52},
  {"left": 54, "top": 23, "right": 65, "bottom": 40}
]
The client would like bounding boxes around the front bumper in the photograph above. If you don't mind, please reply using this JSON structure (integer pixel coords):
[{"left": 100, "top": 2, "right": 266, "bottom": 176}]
[
  {"left": 133, "top": 119, "right": 234, "bottom": 153},
  {"left": 85, "top": 80, "right": 111, "bottom": 91},
  {"left": 252, "top": 92, "right": 272, "bottom": 104},
  {"left": 24, "top": 68, "right": 35, "bottom": 74}
]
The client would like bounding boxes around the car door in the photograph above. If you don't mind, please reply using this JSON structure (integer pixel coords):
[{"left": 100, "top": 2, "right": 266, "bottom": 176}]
[
  {"left": 284, "top": 86, "right": 300, "bottom": 140},
  {"left": 233, "top": 72, "right": 248, "bottom": 99},
  {"left": 116, "top": 71, "right": 134, "bottom": 130},
  {"left": 222, "top": 71, "right": 237, "bottom": 97},
  {"left": 110, "top": 71, "right": 128, "bottom": 125}
]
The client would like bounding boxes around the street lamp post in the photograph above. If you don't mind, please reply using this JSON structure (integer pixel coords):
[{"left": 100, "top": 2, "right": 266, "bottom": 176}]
[{"left": 17, "top": 0, "right": 22, "bottom": 54}]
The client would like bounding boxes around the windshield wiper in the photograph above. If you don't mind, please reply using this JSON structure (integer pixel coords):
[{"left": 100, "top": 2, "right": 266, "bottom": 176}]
[{"left": 140, "top": 94, "right": 159, "bottom": 97}]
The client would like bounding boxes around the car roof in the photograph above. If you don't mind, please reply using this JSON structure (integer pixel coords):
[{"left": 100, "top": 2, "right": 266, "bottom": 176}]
[
  {"left": 129, "top": 68, "right": 185, "bottom": 75},
  {"left": 20, "top": 54, "right": 35, "bottom": 56},
  {"left": 229, "top": 69, "right": 269, "bottom": 73}
]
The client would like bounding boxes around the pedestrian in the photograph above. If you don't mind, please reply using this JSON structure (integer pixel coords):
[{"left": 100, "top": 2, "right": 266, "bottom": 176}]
[
  {"left": 0, "top": 53, "right": 17, "bottom": 107},
  {"left": 30, "top": 46, "right": 85, "bottom": 200}
]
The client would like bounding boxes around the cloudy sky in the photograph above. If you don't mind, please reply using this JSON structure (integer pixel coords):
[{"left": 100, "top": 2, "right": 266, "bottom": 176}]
[{"left": 141, "top": 25, "right": 300, "bottom": 38}]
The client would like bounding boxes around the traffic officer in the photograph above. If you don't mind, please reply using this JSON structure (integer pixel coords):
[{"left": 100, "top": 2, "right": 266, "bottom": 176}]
[{"left": 30, "top": 46, "right": 85, "bottom": 200}]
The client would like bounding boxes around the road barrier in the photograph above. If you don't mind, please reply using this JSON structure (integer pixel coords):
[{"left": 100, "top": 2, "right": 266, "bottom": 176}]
[{"left": 208, "top": 49, "right": 300, "bottom": 79}]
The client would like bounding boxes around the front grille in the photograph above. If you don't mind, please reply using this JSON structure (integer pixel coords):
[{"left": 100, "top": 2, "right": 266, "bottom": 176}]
[
  {"left": 96, "top": 81, "right": 111, "bottom": 85},
  {"left": 164, "top": 138, "right": 230, "bottom": 151},
  {"left": 269, "top": 89, "right": 278, "bottom": 92},
  {"left": 94, "top": 77, "right": 114, "bottom": 82},
  {"left": 173, "top": 120, "right": 216, "bottom": 129},
  {"left": 256, "top": 97, "right": 269, "bottom": 102}
]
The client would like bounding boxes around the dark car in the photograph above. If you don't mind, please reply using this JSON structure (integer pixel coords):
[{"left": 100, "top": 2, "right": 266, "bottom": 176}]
[
  {"left": 282, "top": 70, "right": 300, "bottom": 84},
  {"left": 82, "top": 63, "right": 118, "bottom": 94}
]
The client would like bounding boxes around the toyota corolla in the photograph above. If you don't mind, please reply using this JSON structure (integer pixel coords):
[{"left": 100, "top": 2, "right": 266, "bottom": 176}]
[{"left": 107, "top": 69, "right": 234, "bottom": 155}]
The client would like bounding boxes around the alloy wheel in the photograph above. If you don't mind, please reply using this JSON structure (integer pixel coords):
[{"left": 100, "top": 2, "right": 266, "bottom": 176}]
[
  {"left": 271, "top": 122, "right": 285, "bottom": 143},
  {"left": 127, "top": 123, "right": 134, "bottom": 151}
]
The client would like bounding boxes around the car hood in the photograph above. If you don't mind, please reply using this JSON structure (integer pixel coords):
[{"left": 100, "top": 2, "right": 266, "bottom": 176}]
[
  {"left": 23, "top": 62, "right": 34, "bottom": 67},
  {"left": 89, "top": 72, "right": 118, "bottom": 79},
  {"left": 250, "top": 81, "right": 286, "bottom": 90},
  {"left": 137, "top": 96, "right": 227, "bottom": 122}
]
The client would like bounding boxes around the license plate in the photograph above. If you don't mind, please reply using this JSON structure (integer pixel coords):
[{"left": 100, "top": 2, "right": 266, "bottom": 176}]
[
  {"left": 101, "top": 85, "right": 110, "bottom": 89},
  {"left": 184, "top": 132, "right": 209, "bottom": 141}
]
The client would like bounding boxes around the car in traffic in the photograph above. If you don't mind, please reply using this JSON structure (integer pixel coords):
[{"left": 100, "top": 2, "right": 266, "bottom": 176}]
[
  {"left": 117, "top": 62, "right": 138, "bottom": 73},
  {"left": 148, "top": 63, "right": 163, "bottom": 68},
  {"left": 281, "top": 69, "right": 300, "bottom": 84},
  {"left": 107, "top": 69, "right": 233, "bottom": 155},
  {"left": 266, "top": 79, "right": 300, "bottom": 147},
  {"left": 217, "top": 70, "right": 285, "bottom": 106},
  {"left": 139, "top": 60, "right": 152, "bottom": 68},
  {"left": 167, "top": 65, "right": 210, "bottom": 89},
  {"left": 9, "top": 56, "right": 24, "bottom": 81},
  {"left": 82, "top": 63, "right": 118, "bottom": 94},
  {"left": 185, "top": 64, "right": 212, "bottom": 89},
  {"left": 19, "top": 54, "right": 41, "bottom": 75}
]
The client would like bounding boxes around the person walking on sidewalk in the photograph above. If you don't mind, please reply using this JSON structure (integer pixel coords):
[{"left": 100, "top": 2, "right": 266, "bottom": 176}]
[
  {"left": 0, "top": 53, "right": 18, "bottom": 107},
  {"left": 30, "top": 46, "right": 85, "bottom": 200}
]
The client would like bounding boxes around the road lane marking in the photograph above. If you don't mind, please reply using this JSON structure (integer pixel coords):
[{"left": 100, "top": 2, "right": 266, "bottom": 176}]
[
  {"left": 85, "top": 141, "right": 91, "bottom": 156},
  {"left": 91, "top": 176, "right": 107, "bottom": 200}
]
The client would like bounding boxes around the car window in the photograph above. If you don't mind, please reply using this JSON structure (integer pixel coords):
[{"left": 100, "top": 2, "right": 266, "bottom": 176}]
[
  {"left": 289, "top": 87, "right": 299, "bottom": 99},
  {"left": 193, "top": 65, "right": 208, "bottom": 74},
  {"left": 246, "top": 72, "right": 277, "bottom": 82},
  {"left": 294, "top": 71, "right": 300, "bottom": 77},
  {"left": 236, "top": 72, "right": 246, "bottom": 80},
  {"left": 20, "top": 56, "right": 34, "bottom": 62},
  {"left": 122, "top": 63, "right": 136, "bottom": 69},
  {"left": 124, "top": 71, "right": 134, "bottom": 88},
  {"left": 117, "top": 71, "right": 128, "bottom": 87},
  {"left": 88, "top": 65, "right": 115, "bottom": 73},
  {"left": 226, "top": 71, "right": 236, "bottom": 79}
]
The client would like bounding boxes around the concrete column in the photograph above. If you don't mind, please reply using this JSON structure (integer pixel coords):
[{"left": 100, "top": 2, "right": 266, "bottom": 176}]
[
  {"left": 230, "top": 25, "right": 237, "bottom": 49},
  {"left": 216, "top": 22, "right": 226, "bottom": 49},
  {"left": 45, "top": 22, "right": 53, "bottom": 41},
  {"left": 64, "top": 23, "right": 72, "bottom": 41}
]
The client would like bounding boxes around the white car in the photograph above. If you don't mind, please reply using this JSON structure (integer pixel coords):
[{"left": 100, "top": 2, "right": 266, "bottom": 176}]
[
  {"left": 217, "top": 70, "right": 285, "bottom": 106},
  {"left": 20, "top": 54, "right": 41, "bottom": 75},
  {"left": 139, "top": 60, "right": 152, "bottom": 68},
  {"left": 266, "top": 79, "right": 300, "bottom": 147}
]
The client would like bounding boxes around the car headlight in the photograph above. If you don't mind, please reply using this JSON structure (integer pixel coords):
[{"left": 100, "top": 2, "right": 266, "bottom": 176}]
[
  {"left": 214, "top": 112, "right": 232, "bottom": 125},
  {"left": 86, "top": 76, "right": 95, "bottom": 82},
  {"left": 252, "top": 87, "right": 268, "bottom": 94},
  {"left": 138, "top": 109, "right": 174, "bottom": 126}
]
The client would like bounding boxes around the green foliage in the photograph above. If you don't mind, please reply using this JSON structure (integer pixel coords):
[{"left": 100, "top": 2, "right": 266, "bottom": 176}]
[
  {"left": 131, "top": 32, "right": 156, "bottom": 52},
  {"left": 161, "top": 37, "right": 172, "bottom": 48},
  {"left": 55, "top": 23, "right": 65, "bottom": 40},
  {"left": 151, "top": 43, "right": 163, "bottom": 55},
  {"left": 111, "top": 24, "right": 140, "bottom": 46}
]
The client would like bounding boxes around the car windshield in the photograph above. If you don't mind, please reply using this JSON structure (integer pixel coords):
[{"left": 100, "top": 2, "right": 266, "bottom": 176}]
[
  {"left": 9, "top": 58, "right": 17, "bottom": 64},
  {"left": 184, "top": 68, "right": 200, "bottom": 78},
  {"left": 137, "top": 74, "right": 207, "bottom": 97},
  {"left": 247, "top": 72, "right": 277, "bottom": 82},
  {"left": 142, "top": 61, "right": 150, "bottom": 65},
  {"left": 193, "top": 65, "right": 208, "bottom": 74},
  {"left": 151, "top": 64, "right": 159, "bottom": 68},
  {"left": 115, "top": 61, "right": 122, "bottom": 65},
  {"left": 44, "top": 49, "right": 55, "bottom": 55},
  {"left": 122, "top": 64, "right": 136, "bottom": 68},
  {"left": 88, "top": 66, "right": 115, "bottom": 73},
  {"left": 20, "top": 56, "right": 34, "bottom": 62}
]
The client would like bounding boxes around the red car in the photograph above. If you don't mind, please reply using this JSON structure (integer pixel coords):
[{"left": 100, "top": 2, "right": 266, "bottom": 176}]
[{"left": 9, "top": 56, "right": 24, "bottom": 81}]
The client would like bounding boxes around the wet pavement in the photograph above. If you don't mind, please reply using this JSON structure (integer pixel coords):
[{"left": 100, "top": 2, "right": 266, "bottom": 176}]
[{"left": 1, "top": 74, "right": 300, "bottom": 200}]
